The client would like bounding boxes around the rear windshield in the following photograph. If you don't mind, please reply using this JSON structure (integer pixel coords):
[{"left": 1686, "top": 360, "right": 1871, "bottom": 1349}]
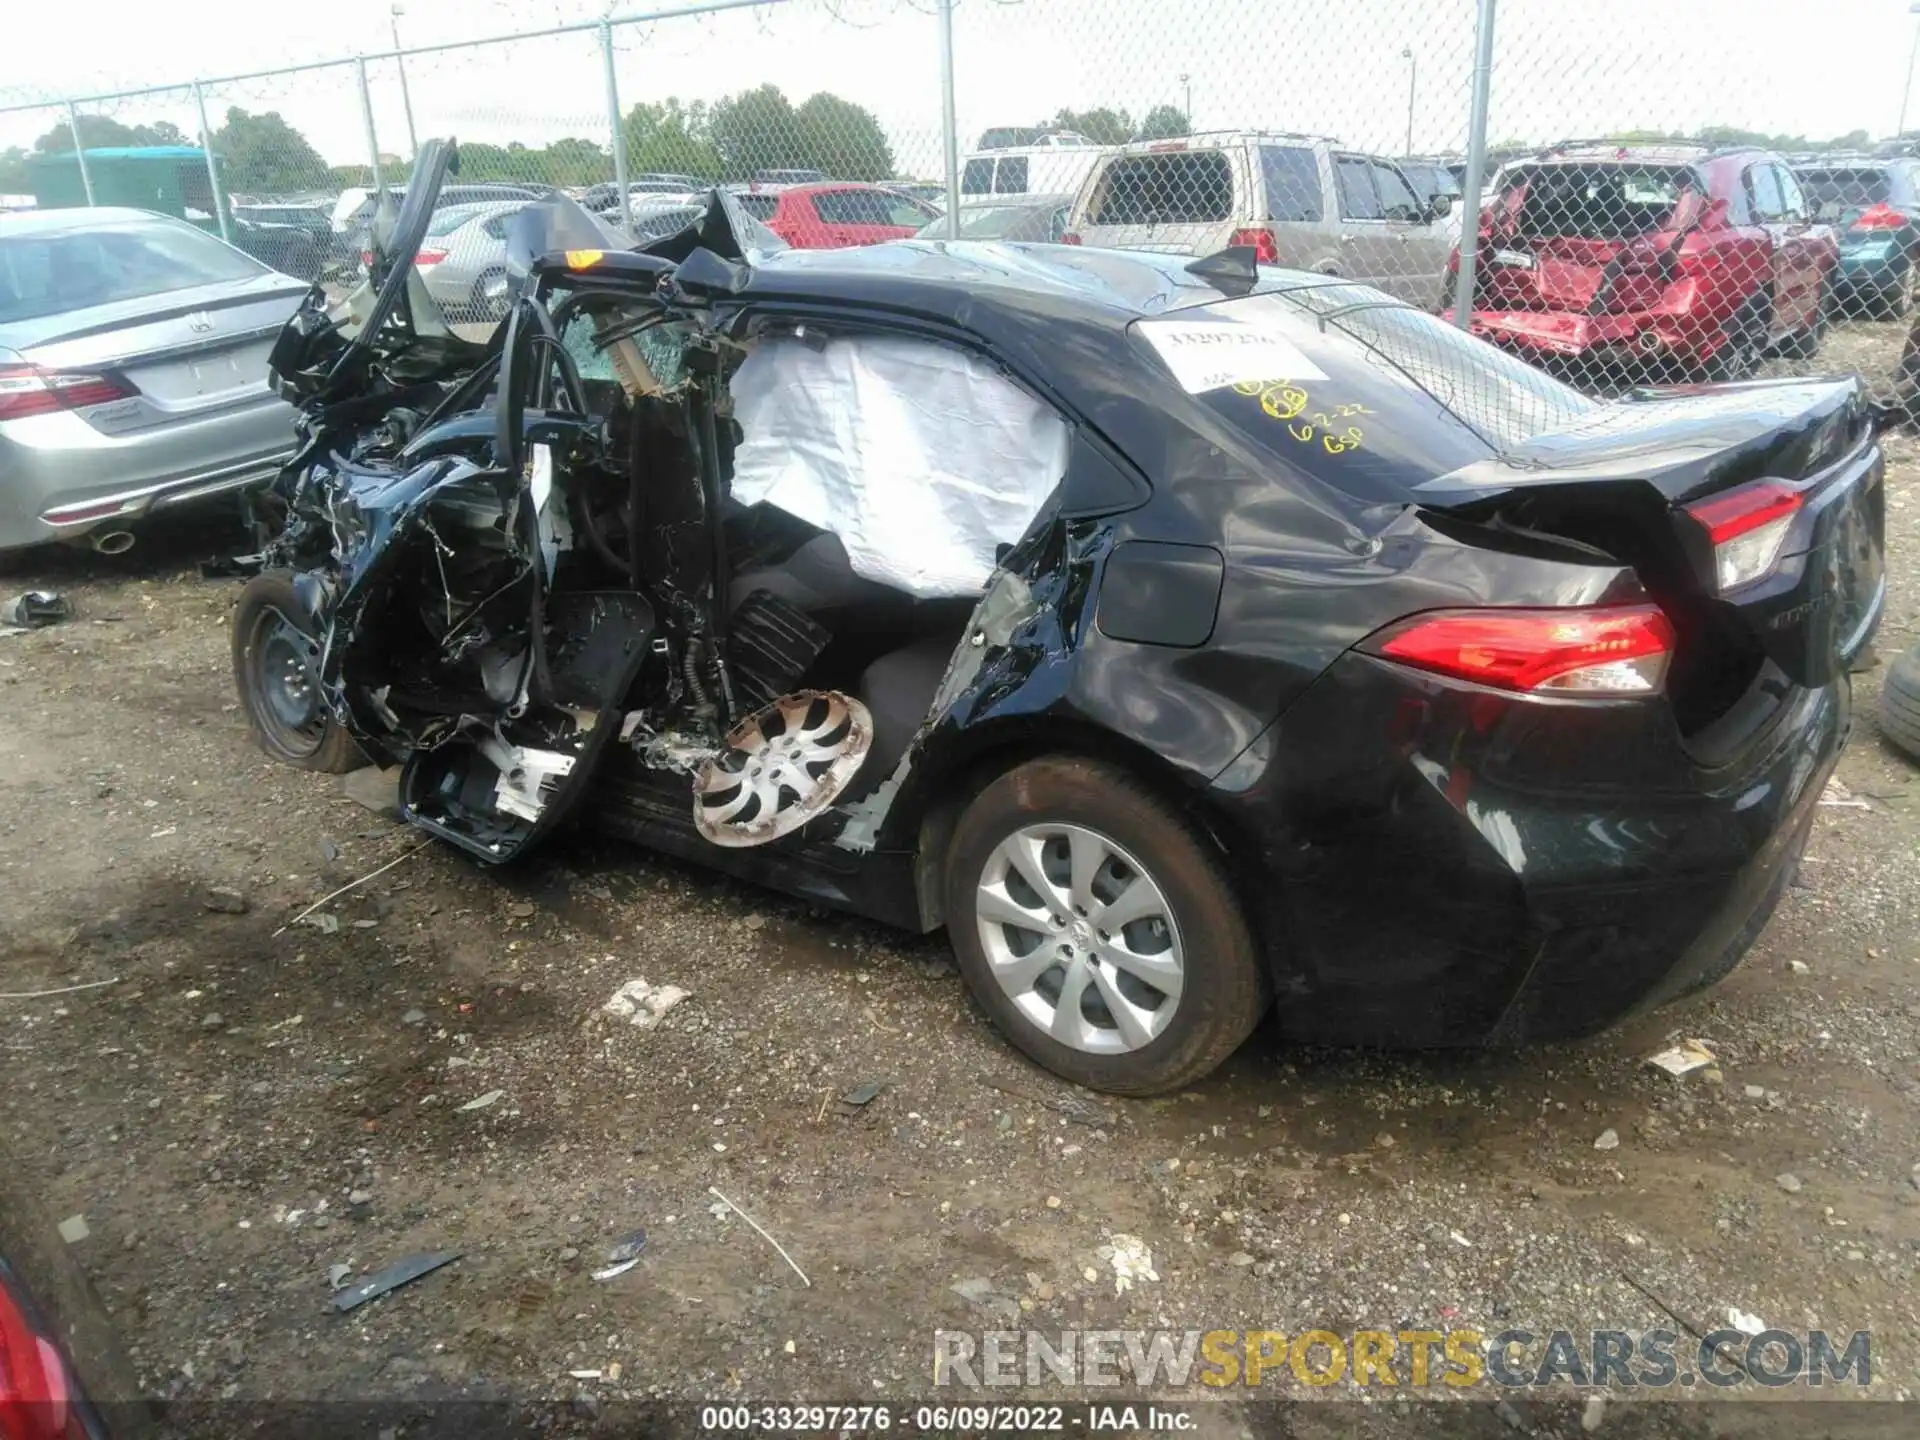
[
  {"left": 426, "top": 204, "right": 492, "bottom": 237},
  {"left": 1505, "top": 163, "right": 1692, "bottom": 240},
  {"left": 0, "top": 218, "right": 264, "bottom": 324},
  {"left": 1130, "top": 285, "right": 1595, "bottom": 501},
  {"left": 733, "top": 193, "right": 779, "bottom": 220},
  {"left": 1798, "top": 168, "right": 1891, "bottom": 219},
  {"left": 1089, "top": 151, "right": 1234, "bottom": 226}
]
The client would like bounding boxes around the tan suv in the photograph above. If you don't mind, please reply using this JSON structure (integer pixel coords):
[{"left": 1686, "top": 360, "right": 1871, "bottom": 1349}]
[{"left": 1064, "top": 131, "right": 1455, "bottom": 309}]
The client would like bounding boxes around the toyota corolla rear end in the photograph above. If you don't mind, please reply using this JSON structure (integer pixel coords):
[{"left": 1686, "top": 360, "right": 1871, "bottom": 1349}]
[
  {"left": 1155, "top": 293, "right": 1882, "bottom": 1048},
  {"left": 0, "top": 210, "right": 304, "bottom": 553}
]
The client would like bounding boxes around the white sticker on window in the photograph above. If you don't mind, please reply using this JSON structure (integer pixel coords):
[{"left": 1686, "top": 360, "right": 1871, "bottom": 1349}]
[{"left": 1138, "top": 320, "right": 1327, "bottom": 393}]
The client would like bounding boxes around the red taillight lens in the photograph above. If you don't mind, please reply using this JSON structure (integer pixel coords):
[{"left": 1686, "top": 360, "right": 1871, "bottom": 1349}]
[
  {"left": 413, "top": 248, "right": 448, "bottom": 267},
  {"left": 1061, "top": 231, "right": 1082, "bottom": 245},
  {"left": 359, "top": 249, "right": 373, "bottom": 266},
  {"left": 1373, "top": 605, "right": 1676, "bottom": 695},
  {"left": 1685, "top": 480, "right": 1804, "bottom": 592},
  {"left": 0, "top": 364, "right": 136, "bottom": 422},
  {"left": 0, "top": 1276, "right": 72, "bottom": 1440},
  {"left": 1228, "top": 227, "right": 1279, "bottom": 264},
  {"left": 1851, "top": 202, "right": 1907, "bottom": 230}
]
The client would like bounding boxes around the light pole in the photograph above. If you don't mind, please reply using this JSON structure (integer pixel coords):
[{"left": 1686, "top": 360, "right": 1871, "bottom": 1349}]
[
  {"left": 391, "top": 4, "right": 419, "bottom": 160},
  {"left": 1402, "top": 47, "right": 1417, "bottom": 156},
  {"left": 1180, "top": 73, "right": 1191, "bottom": 127}
]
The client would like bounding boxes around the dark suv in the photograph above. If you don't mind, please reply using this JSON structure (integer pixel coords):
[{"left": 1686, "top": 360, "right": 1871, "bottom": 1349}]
[
  {"left": 1794, "top": 158, "right": 1920, "bottom": 316},
  {"left": 1452, "top": 143, "right": 1837, "bottom": 378}
]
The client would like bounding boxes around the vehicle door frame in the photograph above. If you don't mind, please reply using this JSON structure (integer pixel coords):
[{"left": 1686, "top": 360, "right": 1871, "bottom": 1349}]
[
  {"left": 1369, "top": 154, "right": 1447, "bottom": 306},
  {"left": 1773, "top": 163, "right": 1827, "bottom": 330},
  {"left": 1332, "top": 151, "right": 1395, "bottom": 291},
  {"left": 1742, "top": 160, "right": 1796, "bottom": 342}
]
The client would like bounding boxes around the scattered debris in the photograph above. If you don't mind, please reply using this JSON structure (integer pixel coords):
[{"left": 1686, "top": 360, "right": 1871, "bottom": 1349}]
[
  {"left": 57, "top": 1214, "right": 90, "bottom": 1245},
  {"left": 200, "top": 1013, "right": 226, "bottom": 1032},
  {"left": 1622, "top": 1272, "right": 1752, "bottom": 1382},
  {"left": 341, "top": 766, "right": 402, "bottom": 819},
  {"left": 1789, "top": 959, "right": 1811, "bottom": 976},
  {"left": 602, "top": 978, "right": 690, "bottom": 1029},
  {"left": 1644, "top": 1038, "right": 1715, "bottom": 1077},
  {"left": 0, "top": 976, "right": 120, "bottom": 1002},
  {"left": 1493, "top": 1398, "right": 1530, "bottom": 1434},
  {"left": 4, "top": 591, "right": 70, "bottom": 629},
  {"left": 1728, "top": 1307, "right": 1767, "bottom": 1337},
  {"left": 1593, "top": 1128, "right": 1620, "bottom": 1151},
  {"left": 568, "top": 1369, "right": 603, "bottom": 1381},
  {"left": 1226, "top": 1251, "right": 1255, "bottom": 1267},
  {"left": 402, "top": 1009, "right": 427, "bottom": 1026},
  {"left": 1098, "top": 1234, "right": 1158, "bottom": 1294},
  {"left": 980, "top": 1075, "right": 1109, "bottom": 1127},
  {"left": 321, "top": 839, "right": 342, "bottom": 864},
  {"left": 330, "top": 1251, "right": 462, "bottom": 1313},
  {"left": 458, "top": 1089, "right": 504, "bottom": 1113},
  {"left": 1818, "top": 778, "right": 1872, "bottom": 811},
  {"left": 709, "top": 1186, "right": 809, "bottom": 1288},
  {"left": 1580, "top": 1394, "right": 1607, "bottom": 1433},
  {"left": 201, "top": 887, "right": 249, "bottom": 915},
  {"left": 274, "top": 841, "right": 430, "bottom": 937},
  {"left": 592, "top": 1231, "right": 649, "bottom": 1282},
  {"left": 326, "top": 1264, "right": 353, "bottom": 1291},
  {"left": 949, "top": 1277, "right": 1018, "bottom": 1326},
  {"left": 1776, "top": 1173, "right": 1803, "bottom": 1194},
  {"left": 836, "top": 1078, "right": 887, "bottom": 1115},
  {"left": 1743, "top": 1084, "right": 1766, "bottom": 1099},
  {"left": 302, "top": 913, "right": 341, "bottom": 935}
]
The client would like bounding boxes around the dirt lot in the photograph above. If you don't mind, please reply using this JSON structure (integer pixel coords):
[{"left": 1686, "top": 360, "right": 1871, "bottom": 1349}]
[{"left": 3, "top": 326, "right": 1920, "bottom": 1440}]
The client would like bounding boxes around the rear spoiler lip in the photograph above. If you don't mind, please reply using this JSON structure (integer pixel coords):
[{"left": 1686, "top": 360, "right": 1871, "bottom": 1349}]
[{"left": 1412, "top": 376, "right": 1869, "bottom": 515}]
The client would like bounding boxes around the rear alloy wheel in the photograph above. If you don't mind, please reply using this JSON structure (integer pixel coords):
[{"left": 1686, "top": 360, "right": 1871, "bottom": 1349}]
[
  {"left": 472, "top": 268, "right": 511, "bottom": 323},
  {"left": 944, "top": 756, "right": 1267, "bottom": 1095},
  {"left": 232, "top": 572, "right": 365, "bottom": 774}
]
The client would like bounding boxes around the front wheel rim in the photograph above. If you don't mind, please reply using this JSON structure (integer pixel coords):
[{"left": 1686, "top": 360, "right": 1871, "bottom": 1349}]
[
  {"left": 975, "top": 822, "right": 1184, "bottom": 1056},
  {"left": 245, "top": 606, "right": 326, "bottom": 760}
]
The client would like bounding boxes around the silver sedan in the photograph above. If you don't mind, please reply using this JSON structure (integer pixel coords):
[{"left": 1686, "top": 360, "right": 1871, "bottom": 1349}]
[
  {"left": 415, "top": 200, "right": 533, "bottom": 322},
  {"left": 0, "top": 208, "right": 306, "bottom": 554}
]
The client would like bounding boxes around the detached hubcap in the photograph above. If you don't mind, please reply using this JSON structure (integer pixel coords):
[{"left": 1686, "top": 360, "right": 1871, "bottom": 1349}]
[{"left": 975, "top": 822, "right": 1183, "bottom": 1055}]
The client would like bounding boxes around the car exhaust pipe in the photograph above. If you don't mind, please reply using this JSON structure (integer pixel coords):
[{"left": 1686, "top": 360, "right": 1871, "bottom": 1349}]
[{"left": 90, "top": 530, "right": 135, "bottom": 555}]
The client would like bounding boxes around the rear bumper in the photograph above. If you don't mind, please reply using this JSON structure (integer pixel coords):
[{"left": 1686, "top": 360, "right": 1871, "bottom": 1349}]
[
  {"left": 0, "top": 398, "right": 296, "bottom": 552},
  {"left": 1207, "top": 654, "right": 1849, "bottom": 1047},
  {"left": 1452, "top": 307, "right": 1716, "bottom": 364}
]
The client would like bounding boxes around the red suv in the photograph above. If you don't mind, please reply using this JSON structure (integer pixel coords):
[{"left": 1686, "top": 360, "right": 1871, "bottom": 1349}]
[
  {"left": 732, "top": 183, "right": 938, "bottom": 249},
  {"left": 1446, "top": 144, "right": 1837, "bottom": 378}
]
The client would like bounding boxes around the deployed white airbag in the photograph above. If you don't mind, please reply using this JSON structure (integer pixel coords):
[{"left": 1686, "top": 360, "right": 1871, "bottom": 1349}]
[{"left": 727, "top": 334, "right": 1069, "bottom": 598}]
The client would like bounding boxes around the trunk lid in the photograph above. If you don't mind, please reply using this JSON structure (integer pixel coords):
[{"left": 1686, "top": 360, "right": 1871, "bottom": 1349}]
[
  {"left": 1412, "top": 378, "right": 1884, "bottom": 699},
  {"left": 9, "top": 273, "right": 309, "bottom": 434}
]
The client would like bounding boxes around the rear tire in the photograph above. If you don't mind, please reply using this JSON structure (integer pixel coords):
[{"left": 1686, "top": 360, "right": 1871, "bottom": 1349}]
[
  {"left": 1701, "top": 298, "right": 1768, "bottom": 381},
  {"left": 1880, "top": 643, "right": 1920, "bottom": 763},
  {"left": 232, "top": 571, "right": 365, "bottom": 774},
  {"left": 942, "top": 756, "right": 1268, "bottom": 1096}
]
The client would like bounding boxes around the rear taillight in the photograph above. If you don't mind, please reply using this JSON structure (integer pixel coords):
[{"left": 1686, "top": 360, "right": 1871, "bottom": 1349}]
[
  {"left": 1060, "top": 231, "right": 1082, "bottom": 245},
  {"left": 359, "top": 249, "right": 373, "bottom": 266},
  {"left": 414, "top": 248, "right": 448, "bottom": 268},
  {"left": 1851, "top": 202, "right": 1907, "bottom": 230},
  {"left": 0, "top": 364, "right": 136, "bottom": 422},
  {"left": 1373, "top": 605, "right": 1676, "bottom": 695},
  {"left": 1685, "top": 480, "right": 1804, "bottom": 592},
  {"left": 0, "top": 1275, "right": 72, "bottom": 1440},
  {"left": 1227, "top": 227, "right": 1279, "bottom": 264}
]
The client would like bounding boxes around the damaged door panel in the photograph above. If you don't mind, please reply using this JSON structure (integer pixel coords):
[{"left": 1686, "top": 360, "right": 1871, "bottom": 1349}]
[{"left": 236, "top": 140, "right": 1884, "bottom": 1095}]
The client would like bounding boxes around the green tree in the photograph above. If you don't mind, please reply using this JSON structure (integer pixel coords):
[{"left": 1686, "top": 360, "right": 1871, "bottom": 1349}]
[
  {"left": 0, "top": 147, "right": 31, "bottom": 192},
  {"left": 35, "top": 114, "right": 188, "bottom": 153},
  {"left": 624, "top": 98, "right": 721, "bottom": 179},
  {"left": 709, "top": 84, "right": 806, "bottom": 180},
  {"left": 1050, "top": 107, "right": 1133, "bottom": 147},
  {"left": 794, "top": 92, "right": 893, "bottom": 180},
  {"left": 1136, "top": 105, "right": 1190, "bottom": 141},
  {"left": 213, "top": 107, "right": 329, "bottom": 194}
]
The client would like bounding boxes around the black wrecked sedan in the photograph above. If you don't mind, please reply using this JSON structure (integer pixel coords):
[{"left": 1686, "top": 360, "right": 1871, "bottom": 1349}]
[{"left": 233, "top": 140, "right": 1885, "bottom": 1095}]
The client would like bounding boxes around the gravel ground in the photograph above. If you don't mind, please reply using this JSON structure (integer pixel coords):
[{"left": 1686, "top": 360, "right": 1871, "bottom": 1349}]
[{"left": 2, "top": 326, "right": 1919, "bottom": 1440}]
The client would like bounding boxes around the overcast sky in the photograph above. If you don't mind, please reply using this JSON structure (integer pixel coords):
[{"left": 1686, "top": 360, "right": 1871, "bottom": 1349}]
[{"left": 1, "top": 0, "right": 1909, "bottom": 178}]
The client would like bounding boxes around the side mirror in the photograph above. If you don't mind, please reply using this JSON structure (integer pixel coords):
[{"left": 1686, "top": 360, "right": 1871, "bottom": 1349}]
[{"left": 1429, "top": 194, "right": 1454, "bottom": 221}]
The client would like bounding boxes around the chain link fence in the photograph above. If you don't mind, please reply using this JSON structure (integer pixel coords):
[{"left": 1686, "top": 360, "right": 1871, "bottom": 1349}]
[{"left": 3, "top": 0, "right": 1917, "bottom": 397}]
